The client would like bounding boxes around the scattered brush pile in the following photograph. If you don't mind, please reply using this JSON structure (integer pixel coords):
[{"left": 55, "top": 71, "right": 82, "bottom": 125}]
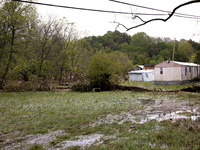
[{"left": 2, "top": 80, "right": 55, "bottom": 92}]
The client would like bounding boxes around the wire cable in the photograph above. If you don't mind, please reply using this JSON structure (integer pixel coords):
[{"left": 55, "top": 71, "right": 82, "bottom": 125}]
[
  {"left": 109, "top": 0, "right": 200, "bottom": 18},
  {"left": 11, "top": 0, "right": 200, "bottom": 19},
  {"left": 10, "top": 0, "right": 162, "bottom": 15}
]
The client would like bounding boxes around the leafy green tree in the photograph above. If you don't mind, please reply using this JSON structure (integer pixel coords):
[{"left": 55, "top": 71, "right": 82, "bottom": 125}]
[
  {"left": 166, "top": 40, "right": 179, "bottom": 60},
  {"left": 67, "top": 38, "right": 91, "bottom": 80},
  {"left": 87, "top": 48, "right": 117, "bottom": 90},
  {"left": 187, "top": 39, "right": 199, "bottom": 52},
  {"left": 146, "top": 43, "right": 159, "bottom": 57},
  {"left": 0, "top": 0, "right": 37, "bottom": 83},
  {"left": 131, "top": 32, "right": 150, "bottom": 47},
  {"left": 157, "top": 56, "right": 164, "bottom": 64},
  {"left": 149, "top": 59, "right": 157, "bottom": 64},
  {"left": 149, "top": 55, "right": 159, "bottom": 64},
  {"left": 159, "top": 49, "right": 171, "bottom": 61},
  {"left": 109, "top": 51, "right": 134, "bottom": 80},
  {"left": 134, "top": 53, "right": 149, "bottom": 65},
  {"left": 131, "top": 32, "right": 151, "bottom": 53},
  {"left": 120, "top": 42, "right": 134, "bottom": 55},
  {"left": 157, "top": 42, "right": 167, "bottom": 51},
  {"left": 177, "top": 42, "right": 193, "bottom": 62},
  {"left": 194, "top": 44, "right": 200, "bottom": 63}
]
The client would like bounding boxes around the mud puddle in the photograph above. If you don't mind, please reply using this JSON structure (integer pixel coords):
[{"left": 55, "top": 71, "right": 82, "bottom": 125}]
[
  {"left": 1, "top": 131, "right": 115, "bottom": 150},
  {"left": 56, "top": 134, "right": 115, "bottom": 149},
  {"left": 92, "top": 99, "right": 200, "bottom": 125},
  {"left": 1, "top": 130, "right": 64, "bottom": 150}
]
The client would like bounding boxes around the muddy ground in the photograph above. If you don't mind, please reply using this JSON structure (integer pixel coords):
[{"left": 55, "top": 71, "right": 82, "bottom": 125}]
[{"left": 1, "top": 95, "right": 200, "bottom": 150}]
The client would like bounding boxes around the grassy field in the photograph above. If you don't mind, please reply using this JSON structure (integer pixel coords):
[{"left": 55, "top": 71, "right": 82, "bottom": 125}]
[
  {"left": 121, "top": 81, "right": 200, "bottom": 91},
  {"left": 0, "top": 89, "right": 200, "bottom": 149}
]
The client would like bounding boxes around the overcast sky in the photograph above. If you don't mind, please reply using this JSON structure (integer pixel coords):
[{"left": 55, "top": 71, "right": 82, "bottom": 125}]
[{"left": 35, "top": 0, "right": 200, "bottom": 42}]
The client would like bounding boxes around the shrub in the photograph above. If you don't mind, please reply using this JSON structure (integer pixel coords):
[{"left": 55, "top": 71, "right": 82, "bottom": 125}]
[
  {"left": 3, "top": 81, "right": 35, "bottom": 92},
  {"left": 71, "top": 81, "right": 91, "bottom": 92},
  {"left": 3, "top": 81, "right": 55, "bottom": 92}
]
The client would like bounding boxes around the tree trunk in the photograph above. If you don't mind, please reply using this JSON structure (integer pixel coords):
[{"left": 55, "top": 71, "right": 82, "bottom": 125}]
[
  {"left": 19, "top": 71, "right": 29, "bottom": 82},
  {"left": 1, "top": 29, "right": 15, "bottom": 83},
  {"left": 0, "top": 40, "right": 6, "bottom": 62},
  {"left": 59, "top": 65, "right": 63, "bottom": 82},
  {"left": 38, "top": 58, "right": 44, "bottom": 77}
]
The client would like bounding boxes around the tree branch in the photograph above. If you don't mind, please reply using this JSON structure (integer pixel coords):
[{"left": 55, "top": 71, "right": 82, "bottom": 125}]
[{"left": 111, "top": 0, "right": 200, "bottom": 31}]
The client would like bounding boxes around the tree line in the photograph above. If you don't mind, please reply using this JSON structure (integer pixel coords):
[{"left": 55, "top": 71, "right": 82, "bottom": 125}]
[
  {"left": 0, "top": 0, "right": 200, "bottom": 88},
  {"left": 86, "top": 31, "right": 200, "bottom": 65}
]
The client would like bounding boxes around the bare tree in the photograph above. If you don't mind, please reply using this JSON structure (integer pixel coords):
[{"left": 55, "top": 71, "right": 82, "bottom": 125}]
[
  {"left": 110, "top": 0, "right": 200, "bottom": 31},
  {"left": 35, "top": 14, "right": 63, "bottom": 77}
]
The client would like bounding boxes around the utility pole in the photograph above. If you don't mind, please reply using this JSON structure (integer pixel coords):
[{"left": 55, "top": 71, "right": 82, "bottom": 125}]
[
  {"left": 173, "top": 38, "right": 175, "bottom": 61},
  {"left": 197, "top": 60, "right": 199, "bottom": 78}
]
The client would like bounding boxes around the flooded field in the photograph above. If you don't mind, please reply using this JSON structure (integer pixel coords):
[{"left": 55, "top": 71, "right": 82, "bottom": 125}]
[
  {"left": 93, "top": 99, "right": 200, "bottom": 125},
  {"left": 0, "top": 91, "right": 200, "bottom": 149}
]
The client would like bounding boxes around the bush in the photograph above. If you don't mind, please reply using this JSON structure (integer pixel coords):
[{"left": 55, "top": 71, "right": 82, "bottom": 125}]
[
  {"left": 71, "top": 81, "right": 91, "bottom": 92},
  {"left": 3, "top": 81, "right": 35, "bottom": 92},
  {"left": 86, "top": 49, "right": 119, "bottom": 91},
  {"left": 3, "top": 81, "right": 55, "bottom": 92}
]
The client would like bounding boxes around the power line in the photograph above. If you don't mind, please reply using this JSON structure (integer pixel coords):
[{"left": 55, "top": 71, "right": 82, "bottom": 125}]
[
  {"left": 109, "top": 0, "right": 200, "bottom": 18},
  {"left": 11, "top": 0, "right": 200, "bottom": 19},
  {"left": 10, "top": 0, "right": 163, "bottom": 15}
]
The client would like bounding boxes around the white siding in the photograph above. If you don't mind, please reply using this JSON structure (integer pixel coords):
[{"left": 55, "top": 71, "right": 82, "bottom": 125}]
[
  {"left": 155, "top": 67, "right": 182, "bottom": 81},
  {"left": 181, "top": 66, "right": 200, "bottom": 80},
  {"left": 129, "top": 70, "right": 154, "bottom": 81},
  {"left": 143, "top": 72, "right": 154, "bottom": 81},
  {"left": 129, "top": 73, "right": 143, "bottom": 81}
]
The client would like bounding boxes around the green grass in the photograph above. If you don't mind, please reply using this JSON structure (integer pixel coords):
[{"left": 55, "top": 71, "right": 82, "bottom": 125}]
[
  {"left": 0, "top": 91, "right": 200, "bottom": 149},
  {"left": 0, "top": 91, "right": 148, "bottom": 135},
  {"left": 121, "top": 81, "right": 199, "bottom": 91}
]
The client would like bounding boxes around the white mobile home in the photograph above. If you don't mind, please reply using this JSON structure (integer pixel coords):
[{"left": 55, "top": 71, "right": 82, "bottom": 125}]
[
  {"left": 154, "top": 61, "right": 200, "bottom": 85},
  {"left": 128, "top": 70, "right": 154, "bottom": 82}
]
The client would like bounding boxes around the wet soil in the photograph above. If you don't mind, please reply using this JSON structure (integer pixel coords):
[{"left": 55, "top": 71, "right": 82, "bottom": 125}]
[
  {"left": 92, "top": 99, "right": 200, "bottom": 125},
  {"left": 0, "top": 131, "right": 64, "bottom": 150},
  {"left": 1, "top": 92, "right": 200, "bottom": 149}
]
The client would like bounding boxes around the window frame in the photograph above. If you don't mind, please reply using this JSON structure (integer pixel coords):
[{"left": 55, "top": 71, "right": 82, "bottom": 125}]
[
  {"left": 185, "top": 67, "right": 187, "bottom": 76},
  {"left": 160, "top": 68, "right": 163, "bottom": 74}
]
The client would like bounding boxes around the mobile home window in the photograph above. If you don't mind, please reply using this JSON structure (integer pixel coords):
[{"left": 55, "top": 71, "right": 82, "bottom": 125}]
[
  {"left": 185, "top": 67, "right": 187, "bottom": 76},
  {"left": 160, "top": 68, "right": 163, "bottom": 74},
  {"left": 189, "top": 67, "right": 191, "bottom": 73}
]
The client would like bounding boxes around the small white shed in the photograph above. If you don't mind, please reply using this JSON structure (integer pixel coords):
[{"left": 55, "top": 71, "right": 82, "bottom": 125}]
[{"left": 128, "top": 70, "right": 154, "bottom": 81}]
